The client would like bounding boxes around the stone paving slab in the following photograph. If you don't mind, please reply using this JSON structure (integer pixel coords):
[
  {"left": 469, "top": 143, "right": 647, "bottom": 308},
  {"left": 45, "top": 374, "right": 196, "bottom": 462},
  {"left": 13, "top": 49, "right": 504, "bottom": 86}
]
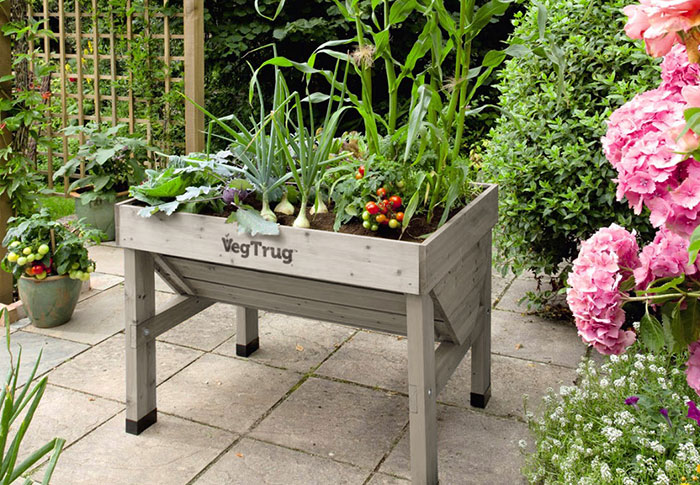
[
  {"left": 251, "top": 377, "right": 407, "bottom": 470},
  {"left": 13, "top": 384, "right": 122, "bottom": 464},
  {"left": 194, "top": 438, "right": 368, "bottom": 485},
  {"left": 214, "top": 313, "right": 355, "bottom": 373},
  {"left": 492, "top": 309, "right": 585, "bottom": 368},
  {"left": 156, "top": 353, "right": 301, "bottom": 433},
  {"left": 495, "top": 277, "right": 542, "bottom": 313},
  {"left": 23, "top": 286, "right": 125, "bottom": 345},
  {"left": 380, "top": 404, "right": 528, "bottom": 484},
  {"left": 317, "top": 330, "right": 576, "bottom": 420},
  {"left": 89, "top": 272, "right": 123, "bottom": 292},
  {"left": 158, "top": 302, "right": 238, "bottom": 352},
  {"left": 88, "top": 244, "right": 124, "bottom": 276},
  {"left": 0, "top": 331, "right": 88, "bottom": 385},
  {"left": 367, "top": 473, "right": 410, "bottom": 484},
  {"left": 34, "top": 411, "right": 236, "bottom": 485},
  {"left": 48, "top": 334, "right": 203, "bottom": 402}
]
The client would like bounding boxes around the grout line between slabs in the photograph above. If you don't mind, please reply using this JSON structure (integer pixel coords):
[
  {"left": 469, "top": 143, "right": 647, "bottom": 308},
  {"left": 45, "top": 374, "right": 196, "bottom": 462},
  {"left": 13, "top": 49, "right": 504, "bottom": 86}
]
[{"left": 362, "top": 421, "right": 410, "bottom": 484}]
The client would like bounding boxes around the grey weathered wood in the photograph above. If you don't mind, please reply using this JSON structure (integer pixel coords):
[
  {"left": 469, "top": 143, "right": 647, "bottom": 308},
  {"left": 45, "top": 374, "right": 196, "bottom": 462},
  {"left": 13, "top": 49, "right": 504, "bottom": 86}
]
[
  {"left": 435, "top": 338, "right": 472, "bottom": 395},
  {"left": 116, "top": 200, "right": 422, "bottom": 294},
  {"left": 152, "top": 253, "right": 193, "bottom": 295},
  {"left": 406, "top": 293, "right": 438, "bottom": 485},
  {"left": 186, "top": 278, "right": 408, "bottom": 336},
  {"left": 422, "top": 184, "right": 498, "bottom": 292},
  {"left": 124, "top": 249, "right": 157, "bottom": 434},
  {"left": 132, "top": 295, "right": 213, "bottom": 348},
  {"left": 236, "top": 307, "right": 259, "bottom": 357},
  {"left": 470, "top": 233, "right": 492, "bottom": 408}
]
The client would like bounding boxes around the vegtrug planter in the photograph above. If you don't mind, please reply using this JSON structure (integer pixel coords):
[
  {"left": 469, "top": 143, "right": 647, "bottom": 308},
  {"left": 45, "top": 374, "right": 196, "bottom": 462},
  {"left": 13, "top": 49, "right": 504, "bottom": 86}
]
[{"left": 116, "top": 183, "right": 498, "bottom": 485}]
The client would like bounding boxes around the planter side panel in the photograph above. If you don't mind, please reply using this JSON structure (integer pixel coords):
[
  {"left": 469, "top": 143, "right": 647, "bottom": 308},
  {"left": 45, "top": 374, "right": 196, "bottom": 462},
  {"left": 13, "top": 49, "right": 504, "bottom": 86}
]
[
  {"left": 422, "top": 185, "right": 498, "bottom": 292},
  {"left": 116, "top": 205, "right": 422, "bottom": 294}
]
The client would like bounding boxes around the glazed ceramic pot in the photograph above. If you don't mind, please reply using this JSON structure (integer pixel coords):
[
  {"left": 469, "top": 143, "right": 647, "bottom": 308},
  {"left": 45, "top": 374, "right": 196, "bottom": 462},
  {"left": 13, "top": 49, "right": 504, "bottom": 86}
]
[{"left": 17, "top": 275, "right": 82, "bottom": 328}]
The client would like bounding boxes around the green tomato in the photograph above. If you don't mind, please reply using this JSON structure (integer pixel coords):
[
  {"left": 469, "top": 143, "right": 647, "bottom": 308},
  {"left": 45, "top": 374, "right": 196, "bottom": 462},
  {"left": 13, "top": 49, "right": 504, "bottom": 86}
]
[
  {"left": 35, "top": 271, "right": 47, "bottom": 281},
  {"left": 38, "top": 244, "right": 50, "bottom": 255},
  {"left": 26, "top": 254, "right": 35, "bottom": 263},
  {"left": 9, "top": 241, "right": 20, "bottom": 249},
  {"left": 6, "top": 252, "right": 18, "bottom": 263},
  {"left": 362, "top": 211, "right": 371, "bottom": 221},
  {"left": 81, "top": 272, "right": 90, "bottom": 282},
  {"left": 69, "top": 271, "right": 77, "bottom": 279},
  {"left": 71, "top": 262, "right": 80, "bottom": 270},
  {"left": 86, "top": 266, "right": 94, "bottom": 273},
  {"left": 362, "top": 221, "right": 371, "bottom": 229},
  {"left": 370, "top": 224, "right": 379, "bottom": 232},
  {"left": 389, "top": 219, "right": 400, "bottom": 229},
  {"left": 74, "top": 271, "right": 84, "bottom": 280},
  {"left": 22, "top": 247, "right": 32, "bottom": 255},
  {"left": 16, "top": 257, "right": 27, "bottom": 266}
]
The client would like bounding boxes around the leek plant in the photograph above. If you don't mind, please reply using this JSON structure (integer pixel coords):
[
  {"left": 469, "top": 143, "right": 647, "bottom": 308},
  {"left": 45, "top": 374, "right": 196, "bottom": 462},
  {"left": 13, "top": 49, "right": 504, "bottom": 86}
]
[
  {"left": 276, "top": 62, "right": 351, "bottom": 228},
  {"left": 0, "top": 307, "right": 65, "bottom": 484}
]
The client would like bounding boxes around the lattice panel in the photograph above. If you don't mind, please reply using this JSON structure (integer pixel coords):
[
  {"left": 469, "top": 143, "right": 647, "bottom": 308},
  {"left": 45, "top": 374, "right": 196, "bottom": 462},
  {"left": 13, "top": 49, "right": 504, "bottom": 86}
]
[{"left": 28, "top": 0, "right": 185, "bottom": 190}]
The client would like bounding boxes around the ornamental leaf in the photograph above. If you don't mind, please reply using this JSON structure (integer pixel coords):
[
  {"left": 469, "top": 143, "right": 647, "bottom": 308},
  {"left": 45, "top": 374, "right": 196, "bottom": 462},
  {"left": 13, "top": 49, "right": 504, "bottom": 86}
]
[
  {"left": 640, "top": 313, "right": 664, "bottom": 353},
  {"left": 226, "top": 208, "right": 279, "bottom": 236}
]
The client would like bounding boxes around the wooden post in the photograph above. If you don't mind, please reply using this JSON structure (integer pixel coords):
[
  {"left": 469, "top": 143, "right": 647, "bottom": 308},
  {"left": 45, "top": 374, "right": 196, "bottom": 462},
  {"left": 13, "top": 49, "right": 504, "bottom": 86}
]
[
  {"left": 124, "top": 249, "right": 157, "bottom": 435},
  {"left": 236, "top": 306, "right": 259, "bottom": 357},
  {"left": 406, "top": 293, "right": 438, "bottom": 485},
  {"left": 183, "top": 0, "right": 204, "bottom": 153},
  {"left": 471, "top": 234, "right": 492, "bottom": 408},
  {"left": 0, "top": 2, "right": 12, "bottom": 304}
]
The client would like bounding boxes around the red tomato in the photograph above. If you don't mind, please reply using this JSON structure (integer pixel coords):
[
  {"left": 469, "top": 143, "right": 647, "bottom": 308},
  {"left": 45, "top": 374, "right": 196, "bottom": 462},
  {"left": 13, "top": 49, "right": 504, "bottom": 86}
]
[
  {"left": 376, "top": 187, "right": 387, "bottom": 198},
  {"left": 358, "top": 165, "right": 365, "bottom": 177},
  {"left": 389, "top": 195, "right": 402, "bottom": 210},
  {"left": 396, "top": 212, "right": 405, "bottom": 222},
  {"left": 376, "top": 214, "right": 388, "bottom": 225},
  {"left": 365, "top": 202, "right": 380, "bottom": 215},
  {"left": 379, "top": 201, "right": 389, "bottom": 214}
]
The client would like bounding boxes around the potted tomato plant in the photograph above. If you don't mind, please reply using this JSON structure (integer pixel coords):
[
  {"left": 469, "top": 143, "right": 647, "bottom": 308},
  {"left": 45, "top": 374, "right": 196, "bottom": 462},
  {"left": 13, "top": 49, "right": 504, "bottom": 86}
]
[
  {"left": 1, "top": 211, "right": 102, "bottom": 328},
  {"left": 53, "top": 123, "right": 152, "bottom": 240}
]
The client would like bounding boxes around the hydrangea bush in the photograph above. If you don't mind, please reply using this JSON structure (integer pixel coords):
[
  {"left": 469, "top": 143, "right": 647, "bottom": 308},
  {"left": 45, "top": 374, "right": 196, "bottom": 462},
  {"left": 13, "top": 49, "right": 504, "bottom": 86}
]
[
  {"left": 525, "top": 350, "right": 700, "bottom": 484},
  {"left": 567, "top": 2, "right": 700, "bottom": 395}
]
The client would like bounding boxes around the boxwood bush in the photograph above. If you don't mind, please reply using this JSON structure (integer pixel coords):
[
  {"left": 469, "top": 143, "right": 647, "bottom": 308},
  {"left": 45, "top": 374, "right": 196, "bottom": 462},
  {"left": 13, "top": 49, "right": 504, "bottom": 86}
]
[{"left": 483, "top": 0, "right": 660, "bottom": 286}]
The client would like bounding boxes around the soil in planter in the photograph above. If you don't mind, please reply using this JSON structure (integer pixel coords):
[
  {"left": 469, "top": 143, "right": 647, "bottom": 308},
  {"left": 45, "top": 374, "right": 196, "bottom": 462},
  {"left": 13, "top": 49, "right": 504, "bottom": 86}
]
[{"left": 212, "top": 201, "right": 462, "bottom": 243}]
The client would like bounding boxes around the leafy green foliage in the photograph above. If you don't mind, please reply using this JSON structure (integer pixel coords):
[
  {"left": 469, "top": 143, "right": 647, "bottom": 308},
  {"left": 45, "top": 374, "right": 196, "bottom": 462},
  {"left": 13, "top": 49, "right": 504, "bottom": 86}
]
[
  {"left": 53, "top": 124, "right": 151, "bottom": 204},
  {"left": 483, "top": 0, "right": 660, "bottom": 283},
  {"left": 1, "top": 210, "right": 102, "bottom": 280},
  {"left": 0, "top": 307, "right": 65, "bottom": 485}
]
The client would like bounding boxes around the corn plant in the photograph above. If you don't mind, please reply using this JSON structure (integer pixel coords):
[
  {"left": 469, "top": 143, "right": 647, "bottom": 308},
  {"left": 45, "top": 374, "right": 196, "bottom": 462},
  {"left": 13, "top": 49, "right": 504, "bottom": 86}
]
[{"left": 0, "top": 307, "right": 65, "bottom": 484}]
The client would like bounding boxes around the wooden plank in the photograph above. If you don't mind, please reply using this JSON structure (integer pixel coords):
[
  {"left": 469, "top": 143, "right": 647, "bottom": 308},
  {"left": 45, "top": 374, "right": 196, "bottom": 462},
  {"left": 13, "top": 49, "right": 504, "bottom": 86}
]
[
  {"left": 152, "top": 254, "right": 193, "bottom": 295},
  {"left": 57, "top": 0, "right": 69, "bottom": 193},
  {"left": 471, "top": 233, "right": 492, "bottom": 409},
  {"left": 124, "top": 249, "right": 157, "bottom": 434},
  {"left": 73, "top": 0, "right": 85, "bottom": 178},
  {"left": 236, "top": 307, "right": 259, "bottom": 357},
  {"left": 133, "top": 295, "right": 213, "bottom": 347},
  {"left": 183, "top": 0, "right": 204, "bottom": 152},
  {"left": 406, "top": 293, "right": 438, "bottom": 484},
  {"left": 116, "top": 203, "right": 422, "bottom": 294},
  {"left": 185, "top": 278, "right": 408, "bottom": 336},
  {"left": 422, "top": 184, "right": 498, "bottom": 292},
  {"left": 42, "top": 0, "right": 54, "bottom": 189},
  {"left": 126, "top": 0, "right": 134, "bottom": 134},
  {"left": 108, "top": 6, "right": 117, "bottom": 125},
  {"left": 91, "top": 0, "right": 101, "bottom": 125},
  {"left": 435, "top": 338, "right": 471, "bottom": 395}
]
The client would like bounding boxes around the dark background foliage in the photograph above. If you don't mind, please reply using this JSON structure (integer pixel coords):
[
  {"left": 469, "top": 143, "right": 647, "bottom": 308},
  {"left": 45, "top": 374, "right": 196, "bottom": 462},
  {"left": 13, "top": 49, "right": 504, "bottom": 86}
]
[{"left": 482, "top": 0, "right": 660, "bottom": 288}]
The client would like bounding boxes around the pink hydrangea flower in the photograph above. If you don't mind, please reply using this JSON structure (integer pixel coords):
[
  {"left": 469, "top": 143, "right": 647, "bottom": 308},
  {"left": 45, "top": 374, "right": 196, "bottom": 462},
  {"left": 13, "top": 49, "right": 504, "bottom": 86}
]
[
  {"left": 687, "top": 341, "right": 700, "bottom": 394},
  {"left": 623, "top": 0, "right": 700, "bottom": 57},
  {"left": 661, "top": 44, "right": 700, "bottom": 90},
  {"left": 567, "top": 225, "right": 640, "bottom": 355},
  {"left": 634, "top": 226, "right": 700, "bottom": 288}
]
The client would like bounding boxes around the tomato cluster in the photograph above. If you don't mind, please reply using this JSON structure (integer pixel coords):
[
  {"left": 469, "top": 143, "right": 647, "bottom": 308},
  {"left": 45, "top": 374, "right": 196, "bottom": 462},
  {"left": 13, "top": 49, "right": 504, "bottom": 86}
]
[
  {"left": 354, "top": 164, "right": 366, "bottom": 180},
  {"left": 4, "top": 240, "right": 94, "bottom": 281},
  {"left": 362, "top": 187, "right": 403, "bottom": 231}
]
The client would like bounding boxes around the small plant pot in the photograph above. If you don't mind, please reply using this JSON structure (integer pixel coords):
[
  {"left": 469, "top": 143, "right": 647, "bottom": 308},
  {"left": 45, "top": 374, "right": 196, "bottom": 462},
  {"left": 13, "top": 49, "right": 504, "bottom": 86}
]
[
  {"left": 18, "top": 275, "right": 82, "bottom": 328},
  {"left": 71, "top": 190, "right": 128, "bottom": 241}
]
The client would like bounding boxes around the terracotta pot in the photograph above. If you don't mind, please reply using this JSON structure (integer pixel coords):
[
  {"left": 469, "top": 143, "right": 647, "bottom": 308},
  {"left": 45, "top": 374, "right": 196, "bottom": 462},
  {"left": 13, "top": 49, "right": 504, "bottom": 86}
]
[{"left": 17, "top": 275, "right": 82, "bottom": 328}]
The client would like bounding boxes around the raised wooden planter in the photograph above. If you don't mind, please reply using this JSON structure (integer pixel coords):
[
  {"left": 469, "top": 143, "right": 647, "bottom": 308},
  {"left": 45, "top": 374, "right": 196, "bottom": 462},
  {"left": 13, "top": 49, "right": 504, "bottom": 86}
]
[{"left": 116, "top": 183, "right": 497, "bottom": 484}]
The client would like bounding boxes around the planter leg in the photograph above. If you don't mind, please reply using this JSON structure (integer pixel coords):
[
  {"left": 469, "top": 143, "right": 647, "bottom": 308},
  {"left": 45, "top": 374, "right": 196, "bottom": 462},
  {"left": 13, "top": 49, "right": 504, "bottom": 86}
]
[
  {"left": 471, "top": 235, "right": 492, "bottom": 409},
  {"left": 236, "top": 306, "right": 259, "bottom": 357},
  {"left": 406, "top": 293, "right": 438, "bottom": 485},
  {"left": 124, "top": 249, "right": 157, "bottom": 435}
]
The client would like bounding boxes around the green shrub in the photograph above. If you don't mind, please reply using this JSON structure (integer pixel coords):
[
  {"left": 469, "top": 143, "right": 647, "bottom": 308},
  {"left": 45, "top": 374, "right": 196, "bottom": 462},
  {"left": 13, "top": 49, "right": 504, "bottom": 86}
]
[
  {"left": 525, "top": 348, "right": 700, "bottom": 484},
  {"left": 483, "top": 0, "right": 660, "bottom": 283}
]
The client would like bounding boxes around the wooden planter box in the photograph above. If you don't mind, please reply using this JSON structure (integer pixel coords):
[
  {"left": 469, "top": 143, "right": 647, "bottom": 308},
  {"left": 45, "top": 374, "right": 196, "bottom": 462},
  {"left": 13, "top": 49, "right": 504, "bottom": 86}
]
[{"left": 116, "top": 184, "right": 497, "bottom": 484}]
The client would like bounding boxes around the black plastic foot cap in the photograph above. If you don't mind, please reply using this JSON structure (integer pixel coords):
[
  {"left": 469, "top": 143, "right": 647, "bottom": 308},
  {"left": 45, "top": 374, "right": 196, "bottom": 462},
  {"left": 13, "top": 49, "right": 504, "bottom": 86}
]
[
  {"left": 125, "top": 409, "right": 157, "bottom": 435},
  {"left": 470, "top": 387, "right": 491, "bottom": 409},
  {"left": 236, "top": 338, "right": 259, "bottom": 357}
]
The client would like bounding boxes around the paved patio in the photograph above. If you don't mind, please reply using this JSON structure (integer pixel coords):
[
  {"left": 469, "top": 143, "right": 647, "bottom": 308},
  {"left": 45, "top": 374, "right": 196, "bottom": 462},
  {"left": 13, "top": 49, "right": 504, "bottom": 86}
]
[{"left": 4, "top": 243, "right": 587, "bottom": 484}]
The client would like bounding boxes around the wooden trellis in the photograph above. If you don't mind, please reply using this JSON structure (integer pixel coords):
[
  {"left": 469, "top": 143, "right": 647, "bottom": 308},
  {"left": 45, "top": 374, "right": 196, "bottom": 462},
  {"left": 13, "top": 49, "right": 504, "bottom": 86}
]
[{"left": 26, "top": 0, "right": 196, "bottom": 191}]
